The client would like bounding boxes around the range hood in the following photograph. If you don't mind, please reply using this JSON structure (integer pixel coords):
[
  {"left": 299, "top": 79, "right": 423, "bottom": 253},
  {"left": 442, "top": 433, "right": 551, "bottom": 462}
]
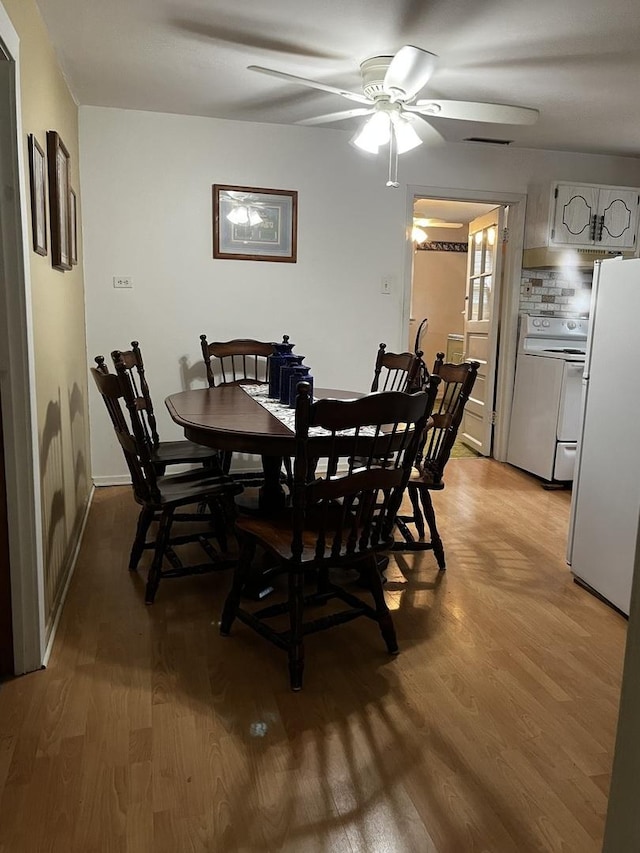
[{"left": 522, "top": 247, "right": 632, "bottom": 270}]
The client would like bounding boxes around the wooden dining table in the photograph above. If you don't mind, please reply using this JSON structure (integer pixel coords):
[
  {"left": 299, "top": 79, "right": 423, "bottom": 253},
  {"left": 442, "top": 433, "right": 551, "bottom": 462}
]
[{"left": 165, "top": 384, "right": 363, "bottom": 511}]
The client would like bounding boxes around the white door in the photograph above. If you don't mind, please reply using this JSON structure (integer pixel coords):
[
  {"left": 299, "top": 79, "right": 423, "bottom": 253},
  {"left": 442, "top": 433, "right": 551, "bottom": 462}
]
[{"left": 461, "top": 207, "right": 505, "bottom": 455}]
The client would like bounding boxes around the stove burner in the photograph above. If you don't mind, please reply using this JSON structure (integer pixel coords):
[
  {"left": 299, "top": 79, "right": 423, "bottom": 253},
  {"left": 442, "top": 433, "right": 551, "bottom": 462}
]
[{"left": 543, "top": 348, "right": 586, "bottom": 355}]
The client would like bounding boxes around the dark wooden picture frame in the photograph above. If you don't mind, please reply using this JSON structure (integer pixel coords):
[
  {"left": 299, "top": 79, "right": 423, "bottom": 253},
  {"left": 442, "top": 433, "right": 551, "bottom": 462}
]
[
  {"left": 27, "top": 134, "right": 47, "bottom": 256},
  {"left": 46, "top": 130, "right": 71, "bottom": 271},
  {"left": 69, "top": 188, "right": 78, "bottom": 265},
  {"left": 213, "top": 184, "right": 298, "bottom": 263}
]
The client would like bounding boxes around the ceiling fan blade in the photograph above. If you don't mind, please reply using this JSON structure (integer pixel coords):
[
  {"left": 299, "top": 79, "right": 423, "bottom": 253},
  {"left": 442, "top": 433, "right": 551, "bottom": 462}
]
[
  {"left": 248, "top": 66, "right": 372, "bottom": 104},
  {"left": 383, "top": 45, "right": 438, "bottom": 101},
  {"left": 171, "top": 18, "right": 342, "bottom": 60},
  {"left": 409, "top": 100, "right": 539, "bottom": 125},
  {"left": 297, "top": 108, "right": 374, "bottom": 126}
]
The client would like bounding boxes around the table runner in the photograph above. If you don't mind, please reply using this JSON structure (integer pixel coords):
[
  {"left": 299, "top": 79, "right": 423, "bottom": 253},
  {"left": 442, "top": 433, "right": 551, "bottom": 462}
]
[{"left": 241, "top": 384, "right": 378, "bottom": 437}]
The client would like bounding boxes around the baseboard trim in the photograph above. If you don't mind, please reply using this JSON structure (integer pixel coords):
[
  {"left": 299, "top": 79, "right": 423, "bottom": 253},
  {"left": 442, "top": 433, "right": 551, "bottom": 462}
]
[
  {"left": 93, "top": 475, "right": 131, "bottom": 487},
  {"left": 42, "top": 484, "right": 95, "bottom": 667}
]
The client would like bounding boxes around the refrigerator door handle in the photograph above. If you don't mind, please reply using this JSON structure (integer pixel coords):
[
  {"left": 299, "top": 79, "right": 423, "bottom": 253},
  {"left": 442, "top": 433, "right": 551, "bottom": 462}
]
[{"left": 583, "top": 260, "right": 602, "bottom": 380}]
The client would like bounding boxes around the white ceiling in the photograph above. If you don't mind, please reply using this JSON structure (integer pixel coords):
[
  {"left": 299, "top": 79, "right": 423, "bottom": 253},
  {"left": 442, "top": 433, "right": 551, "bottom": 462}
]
[{"left": 34, "top": 0, "right": 640, "bottom": 158}]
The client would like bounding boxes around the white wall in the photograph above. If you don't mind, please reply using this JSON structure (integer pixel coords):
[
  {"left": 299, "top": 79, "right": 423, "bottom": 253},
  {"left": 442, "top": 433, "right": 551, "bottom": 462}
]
[{"left": 79, "top": 106, "right": 640, "bottom": 481}]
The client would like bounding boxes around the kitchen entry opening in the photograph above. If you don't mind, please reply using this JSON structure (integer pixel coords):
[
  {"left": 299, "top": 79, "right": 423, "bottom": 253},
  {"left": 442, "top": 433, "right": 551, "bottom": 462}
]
[{"left": 408, "top": 197, "right": 510, "bottom": 458}]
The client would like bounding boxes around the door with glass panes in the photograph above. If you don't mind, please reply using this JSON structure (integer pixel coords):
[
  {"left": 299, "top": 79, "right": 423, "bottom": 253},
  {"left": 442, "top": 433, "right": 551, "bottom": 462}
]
[{"left": 461, "top": 207, "right": 505, "bottom": 455}]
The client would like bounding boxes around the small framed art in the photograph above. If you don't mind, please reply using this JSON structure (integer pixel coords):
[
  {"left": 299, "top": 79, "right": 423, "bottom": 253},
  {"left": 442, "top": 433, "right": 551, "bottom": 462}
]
[
  {"left": 213, "top": 184, "right": 298, "bottom": 263},
  {"left": 27, "top": 134, "right": 47, "bottom": 256},
  {"left": 46, "top": 130, "right": 71, "bottom": 271}
]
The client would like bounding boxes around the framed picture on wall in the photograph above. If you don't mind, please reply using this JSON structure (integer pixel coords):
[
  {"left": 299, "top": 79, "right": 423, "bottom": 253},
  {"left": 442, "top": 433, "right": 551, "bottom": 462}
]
[
  {"left": 213, "top": 184, "right": 298, "bottom": 262},
  {"left": 27, "top": 134, "right": 47, "bottom": 256},
  {"left": 69, "top": 188, "right": 78, "bottom": 265},
  {"left": 46, "top": 130, "right": 72, "bottom": 271}
]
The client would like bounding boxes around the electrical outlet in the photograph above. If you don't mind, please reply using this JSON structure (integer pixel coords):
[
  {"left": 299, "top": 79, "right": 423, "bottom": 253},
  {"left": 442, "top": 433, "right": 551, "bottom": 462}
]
[
  {"left": 113, "top": 276, "right": 133, "bottom": 289},
  {"left": 381, "top": 276, "right": 393, "bottom": 295},
  {"left": 524, "top": 282, "right": 532, "bottom": 296}
]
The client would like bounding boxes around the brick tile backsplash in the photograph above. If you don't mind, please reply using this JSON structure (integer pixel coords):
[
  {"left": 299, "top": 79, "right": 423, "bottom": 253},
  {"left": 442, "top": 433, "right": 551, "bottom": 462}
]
[{"left": 519, "top": 268, "right": 592, "bottom": 318}]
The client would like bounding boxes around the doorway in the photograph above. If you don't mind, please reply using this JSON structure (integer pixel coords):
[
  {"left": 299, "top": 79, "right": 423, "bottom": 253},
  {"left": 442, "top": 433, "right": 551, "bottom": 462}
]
[
  {"left": 404, "top": 186, "right": 526, "bottom": 462},
  {"left": 0, "top": 6, "right": 45, "bottom": 675}
]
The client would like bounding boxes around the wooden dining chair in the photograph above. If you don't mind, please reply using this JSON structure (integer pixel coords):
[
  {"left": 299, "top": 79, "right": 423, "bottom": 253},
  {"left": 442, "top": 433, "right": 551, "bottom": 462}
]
[
  {"left": 220, "top": 380, "right": 438, "bottom": 690},
  {"left": 96, "top": 343, "right": 219, "bottom": 476},
  {"left": 199, "top": 334, "right": 292, "bottom": 487},
  {"left": 393, "top": 353, "right": 480, "bottom": 568},
  {"left": 370, "top": 342, "right": 422, "bottom": 392},
  {"left": 410, "top": 318, "right": 430, "bottom": 392},
  {"left": 91, "top": 363, "right": 242, "bottom": 603},
  {"left": 200, "top": 335, "right": 277, "bottom": 387}
]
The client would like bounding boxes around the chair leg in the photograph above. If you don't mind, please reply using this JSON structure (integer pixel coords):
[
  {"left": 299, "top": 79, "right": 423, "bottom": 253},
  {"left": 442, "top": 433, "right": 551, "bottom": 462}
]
[
  {"left": 365, "top": 555, "right": 398, "bottom": 655},
  {"left": 288, "top": 566, "right": 305, "bottom": 691},
  {"left": 408, "top": 486, "right": 425, "bottom": 539},
  {"left": 220, "top": 450, "right": 233, "bottom": 475},
  {"left": 130, "top": 506, "right": 154, "bottom": 570},
  {"left": 145, "top": 508, "right": 174, "bottom": 604},
  {"left": 220, "top": 536, "right": 257, "bottom": 635},
  {"left": 419, "top": 487, "right": 446, "bottom": 570},
  {"left": 207, "top": 498, "right": 228, "bottom": 553}
]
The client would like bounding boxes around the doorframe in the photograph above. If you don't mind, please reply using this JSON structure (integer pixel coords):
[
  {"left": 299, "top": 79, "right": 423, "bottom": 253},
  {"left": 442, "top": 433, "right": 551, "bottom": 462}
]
[
  {"left": 403, "top": 185, "right": 526, "bottom": 462},
  {"left": 0, "top": 4, "right": 46, "bottom": 674}
]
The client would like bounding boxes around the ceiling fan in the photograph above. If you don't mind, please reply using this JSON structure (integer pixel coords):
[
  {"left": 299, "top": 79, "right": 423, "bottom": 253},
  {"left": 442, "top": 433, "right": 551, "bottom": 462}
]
[{"left": 249, "top": 45, "right": 539, "bottom": 187}]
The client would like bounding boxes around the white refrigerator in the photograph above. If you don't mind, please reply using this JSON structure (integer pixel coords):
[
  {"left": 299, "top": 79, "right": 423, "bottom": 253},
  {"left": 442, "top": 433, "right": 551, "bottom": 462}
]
[{"left": 567, "top": 257, "right": 640, "bottom": 616}]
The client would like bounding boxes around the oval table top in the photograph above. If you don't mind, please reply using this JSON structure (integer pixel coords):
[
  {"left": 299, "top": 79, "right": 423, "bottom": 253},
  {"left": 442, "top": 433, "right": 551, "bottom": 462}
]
[{"left": 165, "top": 385, "right": 364, "bottom": 457}]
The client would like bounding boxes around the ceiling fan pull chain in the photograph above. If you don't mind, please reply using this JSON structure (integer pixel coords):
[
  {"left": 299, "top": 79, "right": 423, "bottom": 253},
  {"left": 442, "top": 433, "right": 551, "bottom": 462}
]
[{"left": 386, "top": 128, "right": 399, "bottom": 188}]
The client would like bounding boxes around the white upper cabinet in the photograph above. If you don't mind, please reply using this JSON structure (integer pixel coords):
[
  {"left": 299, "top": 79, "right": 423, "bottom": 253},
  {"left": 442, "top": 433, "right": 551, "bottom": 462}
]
[{"left": 525, "top": 182, "right": 640, "bottom": 252}]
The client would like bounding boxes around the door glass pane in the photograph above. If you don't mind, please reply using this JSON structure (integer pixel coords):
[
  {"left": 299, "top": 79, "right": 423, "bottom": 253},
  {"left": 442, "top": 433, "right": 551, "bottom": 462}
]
[
  {"left": 485, "top": 228, "right": 495, "bottom": 274},
  {"left": 473, "top": 231, "right": 483, "bottom": 275},
  {"left": 481, "top": 275, "right": 492, "bottom": 321},
  {"left": 471, "top": 278, "right": 481, "bottom": 320}
]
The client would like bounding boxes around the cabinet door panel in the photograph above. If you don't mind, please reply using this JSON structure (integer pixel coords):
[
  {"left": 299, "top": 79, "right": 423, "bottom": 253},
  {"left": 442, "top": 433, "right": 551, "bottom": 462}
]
[
  {"left": 552, "top": 185, "right": 599, "bottom": 246},
  {"left": 598, "top": 189, "right": 639, "bottom": 249}
]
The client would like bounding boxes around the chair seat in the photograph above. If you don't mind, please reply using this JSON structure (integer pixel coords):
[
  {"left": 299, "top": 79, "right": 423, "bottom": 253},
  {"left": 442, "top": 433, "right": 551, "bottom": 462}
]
[
  {"left": 235, "top": 504, "right": 393, "bottom": 563},
  {"left": 409, "top": 465, "right": 444, "bottom": 489},
  {"left": 151, "top": 439, "right": 219, "bottom": 468},
  {"left": 155, "top": 468, "right": 243, "bottom": 507}
]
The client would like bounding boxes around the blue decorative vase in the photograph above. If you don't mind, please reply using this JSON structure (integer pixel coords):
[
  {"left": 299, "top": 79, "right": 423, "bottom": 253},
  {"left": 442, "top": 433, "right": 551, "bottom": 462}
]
[
  {"left": 268, "top": 335, "right": 294, "bottom": 398},
  {"left": 288, "top": 366, "right": 313, "bottom": 407},
  {"left": 279, "top": 355, "right": 305, "bottom": 404}
]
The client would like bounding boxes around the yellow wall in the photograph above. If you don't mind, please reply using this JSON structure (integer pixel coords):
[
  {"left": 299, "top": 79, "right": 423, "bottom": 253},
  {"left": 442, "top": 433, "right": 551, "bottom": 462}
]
[
  {"left": 410, "top": 228, "right": 467, "bottom": 369},
  {"left": 3, "top": 0, "right": 90, "bottom": 633}
]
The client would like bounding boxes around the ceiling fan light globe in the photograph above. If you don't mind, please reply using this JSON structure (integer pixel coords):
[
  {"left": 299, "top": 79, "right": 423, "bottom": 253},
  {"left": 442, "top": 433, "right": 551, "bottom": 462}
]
[
  {"left": 248, "top": 208, "right": 263, "bottom": 226},
  {"left": 353, "top": 111, "right": 391, "bottom": 153},
  {"left": 392, "top": 117, "right": 423, "bottom": 153}
]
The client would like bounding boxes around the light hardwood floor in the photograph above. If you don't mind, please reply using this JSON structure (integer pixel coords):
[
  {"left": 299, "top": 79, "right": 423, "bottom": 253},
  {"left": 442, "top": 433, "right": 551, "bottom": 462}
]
[{"left": 0, "top": 459, "right": 627, "bottom": 852}]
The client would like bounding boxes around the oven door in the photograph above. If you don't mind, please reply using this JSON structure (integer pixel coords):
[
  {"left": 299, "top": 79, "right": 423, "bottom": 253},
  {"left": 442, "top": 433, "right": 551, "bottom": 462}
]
[{"left": 557, "top": 361, "right": 585, "bottom": 441}]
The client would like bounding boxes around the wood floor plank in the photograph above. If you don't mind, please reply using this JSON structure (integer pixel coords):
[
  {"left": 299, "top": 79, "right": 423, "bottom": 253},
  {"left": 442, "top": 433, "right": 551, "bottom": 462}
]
[{"left": 0, "top": 460, "right": 628, "bottom": 851}]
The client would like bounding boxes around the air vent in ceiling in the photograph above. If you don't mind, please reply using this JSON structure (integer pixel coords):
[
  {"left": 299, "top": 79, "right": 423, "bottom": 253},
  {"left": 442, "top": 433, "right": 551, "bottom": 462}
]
[{"left": 465, "top": 137, "right": 513, "bottom": 145}]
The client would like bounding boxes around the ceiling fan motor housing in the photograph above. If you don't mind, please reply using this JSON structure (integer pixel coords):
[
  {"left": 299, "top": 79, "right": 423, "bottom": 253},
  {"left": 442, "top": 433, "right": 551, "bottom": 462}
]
[{"left": 360, "top": 56, "right": 393, "bottom": 100}]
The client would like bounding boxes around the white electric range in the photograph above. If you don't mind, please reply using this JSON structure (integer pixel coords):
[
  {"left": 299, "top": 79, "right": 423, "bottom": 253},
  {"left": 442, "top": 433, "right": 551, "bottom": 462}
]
[{"left": 507, "top": 315, "right": 588, "bottom": 483}]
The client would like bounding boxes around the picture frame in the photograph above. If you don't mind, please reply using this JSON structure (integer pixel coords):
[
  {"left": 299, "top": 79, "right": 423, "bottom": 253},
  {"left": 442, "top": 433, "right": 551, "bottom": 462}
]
[
  {"left": 27, "top": 134, "right": 47, "bottom": 256},
  {"left": 213, "top": 184, "right": 298, "bottom": 262},
  {"left": 69, "top": 187, "right": 78, "bottom": 265},
  {"left": 46, "top": 130, "right": 71, "bottom": 271}
]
